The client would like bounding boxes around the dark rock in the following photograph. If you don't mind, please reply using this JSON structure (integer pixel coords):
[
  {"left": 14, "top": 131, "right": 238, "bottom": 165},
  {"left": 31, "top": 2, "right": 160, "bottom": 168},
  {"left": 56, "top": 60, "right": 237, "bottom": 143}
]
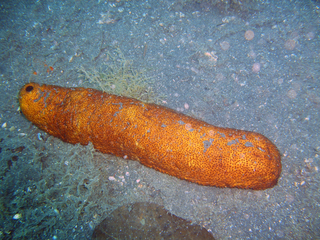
[{"left": 92, "top": 202, "right": 215, "bottom": 240}]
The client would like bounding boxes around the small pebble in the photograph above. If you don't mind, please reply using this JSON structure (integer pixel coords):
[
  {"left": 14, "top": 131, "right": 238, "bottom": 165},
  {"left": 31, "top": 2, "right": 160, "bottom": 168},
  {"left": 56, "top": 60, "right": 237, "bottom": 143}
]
[
  {"left": 109, "top": 176, "right": 116, "bottom": 181},
  {"left": 13, "top": 213, "right": 22, "bottom": 220},
  {"left": 244, "top": 30, "right": 254, "bottom": 41},
  {"left": 287, "top": 89, "right": 297, "bottom": 99},
  {"left": 220, "top": 41, "right": 230, "bottom": 51}
]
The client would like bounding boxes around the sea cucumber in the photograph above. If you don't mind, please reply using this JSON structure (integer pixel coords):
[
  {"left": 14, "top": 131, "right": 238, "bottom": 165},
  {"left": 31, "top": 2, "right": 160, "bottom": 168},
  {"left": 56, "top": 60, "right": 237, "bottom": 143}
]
[{"left": 19, "top": 83, "right": 281, "bottom": 190}]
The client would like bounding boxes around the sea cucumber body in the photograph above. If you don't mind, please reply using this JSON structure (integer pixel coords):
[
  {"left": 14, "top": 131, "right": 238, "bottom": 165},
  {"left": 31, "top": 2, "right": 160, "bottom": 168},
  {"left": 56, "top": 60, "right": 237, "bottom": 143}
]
[{"left": 19, "top": 83, "right": 281, "bottom": 190}]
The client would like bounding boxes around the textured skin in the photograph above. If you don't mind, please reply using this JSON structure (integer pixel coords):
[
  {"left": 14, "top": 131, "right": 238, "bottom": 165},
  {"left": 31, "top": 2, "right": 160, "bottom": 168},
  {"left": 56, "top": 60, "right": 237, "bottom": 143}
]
[{"left": 19, "top": 83, "right": 281, "bottom": 190}]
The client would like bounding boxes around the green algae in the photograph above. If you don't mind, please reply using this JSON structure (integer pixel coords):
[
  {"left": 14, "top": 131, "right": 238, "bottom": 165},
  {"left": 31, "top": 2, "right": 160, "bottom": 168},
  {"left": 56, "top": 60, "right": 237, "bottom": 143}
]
[
  {"left": 79, "top": 48, "right": 165, "bottom": 104},
  {"left": 0, "top": 131, "right": 106, "bottom": 239}
]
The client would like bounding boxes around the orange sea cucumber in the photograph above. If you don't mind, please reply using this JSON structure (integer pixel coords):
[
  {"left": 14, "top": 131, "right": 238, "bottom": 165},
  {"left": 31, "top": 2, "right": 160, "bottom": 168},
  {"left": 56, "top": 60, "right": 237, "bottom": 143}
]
[{"left": 19, "top": 83, "right": 281, "bottom": 190}]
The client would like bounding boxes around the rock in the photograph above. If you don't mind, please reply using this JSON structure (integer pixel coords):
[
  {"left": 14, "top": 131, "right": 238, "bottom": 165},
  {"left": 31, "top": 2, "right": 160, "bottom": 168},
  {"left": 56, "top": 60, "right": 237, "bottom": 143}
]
[{"left": 92, "top": 202, "right": 215, "bottom": 240}]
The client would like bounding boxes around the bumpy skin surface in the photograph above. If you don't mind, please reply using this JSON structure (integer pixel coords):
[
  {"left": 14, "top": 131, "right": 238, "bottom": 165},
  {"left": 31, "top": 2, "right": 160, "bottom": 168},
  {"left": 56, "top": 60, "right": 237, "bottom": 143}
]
[{"left": 19, "top": 83, "right": 281, "bottom": 190}]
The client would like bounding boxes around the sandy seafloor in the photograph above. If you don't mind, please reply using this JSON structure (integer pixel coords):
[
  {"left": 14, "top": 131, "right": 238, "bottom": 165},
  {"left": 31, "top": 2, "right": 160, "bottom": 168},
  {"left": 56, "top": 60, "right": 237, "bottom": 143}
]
[{"left": 0, "top": 0, "right": 319, "bottom": 239}]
